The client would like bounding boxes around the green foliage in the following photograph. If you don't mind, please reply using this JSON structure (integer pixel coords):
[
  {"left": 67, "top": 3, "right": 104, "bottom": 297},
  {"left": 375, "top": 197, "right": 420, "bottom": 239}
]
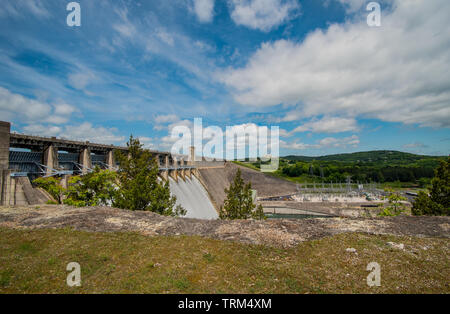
[
  {"left": 378, "top": 188, "right": 408, "bottom": 217},
  {"left": 412, "top": 158, "right": 450, "bottom": 216},
  {"left": 253, "top": 204, "right": 266, "bottom": 220},
  {"left": 220, "top": 168, "right": 266, "bottom": 220},
  {"left": 378, "top": 207, "right": 395, "bottom": 217},
  {"left": 257, "top": 150, "right": 445, "bottom": 184},
  {"left": 113, "top": 135, "right": 186, "bottom": 217},
  {"left": 33, "top": 177, "right": 65, "bottom": 204},
  {"left": 418, "top": 177, "right": 431, "bottom": 188},
  {"left": 63, "top": 167, "right": 117, "bottom": 207},
  {"left": 284, "top": 150, "right": 444, "bottom": 164}
]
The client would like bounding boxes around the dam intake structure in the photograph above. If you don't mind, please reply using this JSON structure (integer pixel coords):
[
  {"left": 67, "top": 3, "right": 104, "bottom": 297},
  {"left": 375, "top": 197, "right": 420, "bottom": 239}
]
[{"left": 0, "top": 120, "right": 220, "bottom": 219}]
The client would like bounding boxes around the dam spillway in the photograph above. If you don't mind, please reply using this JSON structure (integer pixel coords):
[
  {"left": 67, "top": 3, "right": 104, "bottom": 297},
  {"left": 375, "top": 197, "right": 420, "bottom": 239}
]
[{"left": 169, "top": 176, "right": 219, "bottom": 220}]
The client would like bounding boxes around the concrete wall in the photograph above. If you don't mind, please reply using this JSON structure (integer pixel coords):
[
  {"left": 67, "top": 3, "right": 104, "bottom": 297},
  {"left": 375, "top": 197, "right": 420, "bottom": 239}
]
[
  {"left": 0, "top": 121, "right": 10, "bottom": 170},
  {"left": 0, "top": 169, "right": 11, "bottom": 205},
  {"left": 0, "top": 172, "right": 52, "bottom": 206}
]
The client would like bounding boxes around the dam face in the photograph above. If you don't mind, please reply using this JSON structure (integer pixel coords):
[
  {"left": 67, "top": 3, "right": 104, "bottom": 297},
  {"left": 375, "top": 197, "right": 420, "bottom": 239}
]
[{"left": 169, "top": 176, "right": 219, "bottom": 220}]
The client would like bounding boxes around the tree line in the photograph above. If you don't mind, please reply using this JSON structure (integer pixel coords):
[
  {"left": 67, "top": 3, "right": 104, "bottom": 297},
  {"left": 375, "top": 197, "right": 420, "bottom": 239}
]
[{"left": 279, "top": 161, "right": 436, "bottom": 184}]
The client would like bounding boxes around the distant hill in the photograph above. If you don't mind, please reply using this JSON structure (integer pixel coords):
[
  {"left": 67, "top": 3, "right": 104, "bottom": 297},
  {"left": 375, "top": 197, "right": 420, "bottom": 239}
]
[{"left": 283, "top": 150, "right": 447, "bottom": 164}]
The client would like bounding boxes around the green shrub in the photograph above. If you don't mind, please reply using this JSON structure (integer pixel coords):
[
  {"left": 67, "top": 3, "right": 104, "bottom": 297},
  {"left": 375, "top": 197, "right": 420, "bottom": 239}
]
[
  {"left": 378, "top": 188, "right": 407, "bottom": 217},
  {"left": 64, "top": 167, "right": 117, "bottom": 207},
  {"left": 33, "top": 177, "right": 65, "bottom": 204},
  {"left": 412, "top": 158, "right": 449, "bottom": 216}
]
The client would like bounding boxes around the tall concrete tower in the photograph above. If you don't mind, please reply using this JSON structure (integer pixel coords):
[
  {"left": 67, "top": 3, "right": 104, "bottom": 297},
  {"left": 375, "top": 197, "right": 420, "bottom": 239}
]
[
  {"left": 0, "top": 121, "right": 10, "bottom": 170},
  {"left": 189, "top": 146, "right": 195, "bottom": 166}
]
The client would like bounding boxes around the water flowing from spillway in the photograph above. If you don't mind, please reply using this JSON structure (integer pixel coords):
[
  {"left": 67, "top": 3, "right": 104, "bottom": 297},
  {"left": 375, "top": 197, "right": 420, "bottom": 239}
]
[{"left": 169, "top": 176, "right": 219, "bottom": 220}]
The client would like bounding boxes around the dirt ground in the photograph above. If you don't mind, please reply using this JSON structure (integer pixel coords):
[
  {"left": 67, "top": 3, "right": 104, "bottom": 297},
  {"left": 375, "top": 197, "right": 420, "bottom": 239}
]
[{"left": 0, "top": 205, "right": 448, "bottom": 248}]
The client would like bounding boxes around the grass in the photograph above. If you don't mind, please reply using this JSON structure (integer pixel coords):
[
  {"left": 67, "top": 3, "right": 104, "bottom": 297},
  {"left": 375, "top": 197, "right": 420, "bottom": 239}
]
[
  {"left": 233, "top": 160, "right": 261, "bottom": 172},
  {"left": 0, "top": 227, "right": 448, "bottom": 294}
]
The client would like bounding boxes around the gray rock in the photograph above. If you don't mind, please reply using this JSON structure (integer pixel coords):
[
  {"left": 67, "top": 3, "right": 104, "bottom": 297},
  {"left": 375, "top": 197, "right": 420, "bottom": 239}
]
[{"left": 387, "top": 242, "right": 405, "bottom": 250}]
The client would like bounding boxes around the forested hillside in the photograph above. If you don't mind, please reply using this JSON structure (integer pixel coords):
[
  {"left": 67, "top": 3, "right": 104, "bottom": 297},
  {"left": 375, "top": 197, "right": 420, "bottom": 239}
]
[{"left": 244, "top": 151, "right": 447, "bottom": 185}]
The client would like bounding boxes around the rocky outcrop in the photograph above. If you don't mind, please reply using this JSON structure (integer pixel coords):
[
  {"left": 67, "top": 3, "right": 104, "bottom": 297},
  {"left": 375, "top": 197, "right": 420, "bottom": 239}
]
[{"left": 0, "top": 205, "right": 448, "bottom": 248}]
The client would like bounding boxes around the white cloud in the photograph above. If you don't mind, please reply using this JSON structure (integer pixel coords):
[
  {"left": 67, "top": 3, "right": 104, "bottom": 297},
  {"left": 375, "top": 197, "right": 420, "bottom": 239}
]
[
  {"left": 154, "top": 114, "right": 180, "bottom": 124},
  {"left": 22, "top": 124, "right": 62, "bottom": 137},
  {"left": 278, "top": 110, "right": 303, "bottom": 122},
  {"left": 159, "top": 134, "right": 180, "bottom": 150},
  {"left": 23, "top": 122, "right": 126, "bottom": 145},
  {"left": 137, "top": 136, "right": 155, "bottom": 149},
  {"left": 0, "top": 87, "right": 51, "bottom": 122},
  {"left": 190, "top": 0, "right": 215, "bottom": 23},
  {"left": 0, "top": 0, "right": 51, "bottom": 19},
  {"left": 281, "top": 135, "right": 360, "bottom": 150},
  {"left": 153, "top": 114, "right": 192, "bottom": 131},
  {"left": 403, "top": 142, "right": 428, "bottom": 149},
  {"left": 279, "top": 128, "right": 291, "bottom": 138},
  {"left": 113, "top": 23, "right": 136, "bottom": 38},
  {"left": 112, "top": 7, "right": 136, "bottom": 39},
  {"left": 156, "top": 29, "right": 175, "bottom": 46},
  {"left": 68, "top": 71, "right": 97, "bottom": 91},
  {"left": 318, "top": 135, "right": 359, "bottom": 148},
  {"left": 228, "top": 0, "right": 300, "bottom": 32},
  {"left": 291, "top": 116, "right": 359, "bottom": 134},
  {"left": 0, "top": 87, "right": 75, "bottom": 125},
  {"left": 54, "top": 103, "right": 77, "bottom": 116},
  {"left": 219, "top": 0, "right": 450, "bottom": 128},
  {"left": 45, "top": 116, "right": 70, "bottom": 125},
  {"left": 280, "top": 140, "right": 309, "bottom": 150},
  {"left": 168, "top": 119, "right": 193, "bottom": 131}
]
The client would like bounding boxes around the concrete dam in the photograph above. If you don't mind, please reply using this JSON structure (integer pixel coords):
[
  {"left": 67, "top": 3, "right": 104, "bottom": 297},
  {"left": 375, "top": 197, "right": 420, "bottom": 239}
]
[
  {"left": 0, "top": 120, "right": 304, "bottom": 220},
  {"left": 0, "top": 120, "right": 224, "bottom": 219}
]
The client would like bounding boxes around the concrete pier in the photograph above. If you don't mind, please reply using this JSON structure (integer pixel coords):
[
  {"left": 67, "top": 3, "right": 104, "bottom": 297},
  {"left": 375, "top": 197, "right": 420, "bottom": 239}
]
[
  {"left": 106, "top": 150, "right": 115, "bottom": 170},
  {"left": 0, "top": 122, "right": 11, "bottom": 205},
  {"left": 43, "top": 144, "right": 58, "bottom": 176},
  {"left": 79, "top": 147, "right": 92, "bottom": 174},
  {"left": 0, "top": 121, "right": 10, "bottom": 170}
]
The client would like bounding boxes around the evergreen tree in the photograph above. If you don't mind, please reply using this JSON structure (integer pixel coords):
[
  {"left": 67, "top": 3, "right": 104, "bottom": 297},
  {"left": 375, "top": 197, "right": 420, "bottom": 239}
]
[
  {"left": 219, "top": 168, "right": 266, "bottom": 220},
  {"left": 114, "top": 136, "right": 186, "bottom": 216},
  {"left": 378, "top": 188, "right": 407, "bottom": 216},
  {"left": 412, "top": 158, "right": 449, "bottom": 216}
]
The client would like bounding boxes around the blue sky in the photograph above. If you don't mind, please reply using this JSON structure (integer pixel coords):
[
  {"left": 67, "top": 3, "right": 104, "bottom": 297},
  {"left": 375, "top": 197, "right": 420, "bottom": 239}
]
[{"left": 0, "top": 0, "right": 449, "bottom": 157}]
